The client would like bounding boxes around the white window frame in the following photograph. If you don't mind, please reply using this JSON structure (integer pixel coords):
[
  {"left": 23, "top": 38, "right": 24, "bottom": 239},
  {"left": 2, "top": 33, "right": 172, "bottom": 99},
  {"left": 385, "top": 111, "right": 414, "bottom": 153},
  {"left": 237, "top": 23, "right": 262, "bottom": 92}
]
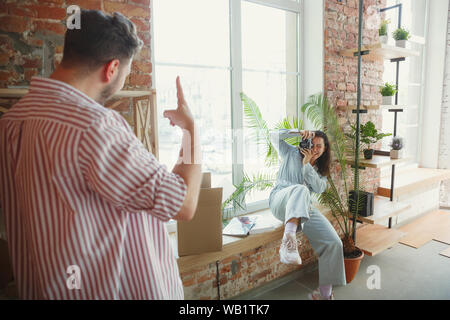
[
  {"left": 151, "top": 0, "right": 303, "bottom": 217},
  {"left": 231, "top": 0, "right": 303, "bottom": 214}
]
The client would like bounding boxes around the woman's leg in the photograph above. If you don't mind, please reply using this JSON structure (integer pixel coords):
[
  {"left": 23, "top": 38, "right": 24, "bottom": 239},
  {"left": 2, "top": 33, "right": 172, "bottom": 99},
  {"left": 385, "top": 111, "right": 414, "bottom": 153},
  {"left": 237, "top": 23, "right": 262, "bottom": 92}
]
[
  {"left": 270, "top": 185, "right": 311, "bottom": 265},
  {"left": 270, "top": 185, "right": 311, "bottom": 230},
  {"left": 302, "top": 207, "right": 346, "bottom": 297},
  {"left": 284, "top": 218, "right": 300, "bottom": 235}
]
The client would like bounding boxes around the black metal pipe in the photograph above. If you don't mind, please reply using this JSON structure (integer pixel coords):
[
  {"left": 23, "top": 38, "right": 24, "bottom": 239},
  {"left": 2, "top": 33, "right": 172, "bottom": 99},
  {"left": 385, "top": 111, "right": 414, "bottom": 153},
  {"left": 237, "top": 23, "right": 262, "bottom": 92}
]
[
  {"left": 352, "top": 0, "right": 364, "bottom": 243},
  {"left": 395, "top": 61, "right": 400, "bottom": 105},
  {"left": 380, "top": 3, "right": 403, "bottom": 28}
]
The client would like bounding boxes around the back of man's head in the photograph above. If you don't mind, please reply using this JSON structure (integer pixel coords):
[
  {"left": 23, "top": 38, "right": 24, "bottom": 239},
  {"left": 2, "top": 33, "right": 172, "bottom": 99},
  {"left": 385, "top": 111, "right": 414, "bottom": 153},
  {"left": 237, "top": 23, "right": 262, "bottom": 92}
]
[{"left": 61, "top": 10, "right": 143, "bottom": 72}]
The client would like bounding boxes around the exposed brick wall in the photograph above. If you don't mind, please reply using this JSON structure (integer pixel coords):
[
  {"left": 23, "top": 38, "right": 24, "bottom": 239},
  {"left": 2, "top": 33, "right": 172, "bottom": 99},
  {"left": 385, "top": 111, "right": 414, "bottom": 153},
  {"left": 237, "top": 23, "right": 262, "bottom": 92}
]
[
  {"left": 439, "top": 3, "right": 450, "bottom": 207},
  {"left": 181, "top": 213, "right": 348, "bottom": 300},
  {"left": 181, "top": 232, "right": 317, "bottom": 300},
  {"left": 0, "top": 0, "right": 152, "bottom": 128},
  {"left": 325, "top": 0, "right": 386, "bottom": 197}
]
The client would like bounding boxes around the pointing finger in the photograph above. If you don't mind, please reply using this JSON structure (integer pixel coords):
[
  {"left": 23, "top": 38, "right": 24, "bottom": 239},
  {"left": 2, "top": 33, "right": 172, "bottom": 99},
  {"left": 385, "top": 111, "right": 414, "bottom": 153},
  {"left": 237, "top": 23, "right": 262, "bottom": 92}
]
[{"left": 176, "top": 76, "right": 186, "bottom": 107}]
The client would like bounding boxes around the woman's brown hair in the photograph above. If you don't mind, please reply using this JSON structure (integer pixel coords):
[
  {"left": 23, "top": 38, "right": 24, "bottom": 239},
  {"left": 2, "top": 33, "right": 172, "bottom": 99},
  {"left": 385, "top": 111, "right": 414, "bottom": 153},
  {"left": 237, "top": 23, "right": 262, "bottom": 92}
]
[{"left": 313, "top": 130, "right": 331, "bottom": 177}]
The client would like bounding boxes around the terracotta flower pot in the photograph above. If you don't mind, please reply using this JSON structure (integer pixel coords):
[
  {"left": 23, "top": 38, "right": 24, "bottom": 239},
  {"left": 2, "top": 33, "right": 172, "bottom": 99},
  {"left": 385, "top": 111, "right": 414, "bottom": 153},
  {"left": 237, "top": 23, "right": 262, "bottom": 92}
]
[{"left": 344, "top": 249, "right": 364, "bottom": 284}]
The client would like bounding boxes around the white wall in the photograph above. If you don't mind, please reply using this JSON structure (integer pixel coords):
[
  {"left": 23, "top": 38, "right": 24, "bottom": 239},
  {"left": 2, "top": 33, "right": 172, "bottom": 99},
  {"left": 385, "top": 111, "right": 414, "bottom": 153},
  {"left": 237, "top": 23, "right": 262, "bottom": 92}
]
[
  {"left": 420, "top": 0, "right": 450, "bottom": 168},
  {"left": 439, "top": 1, "right": 450, "bottom": 207}
]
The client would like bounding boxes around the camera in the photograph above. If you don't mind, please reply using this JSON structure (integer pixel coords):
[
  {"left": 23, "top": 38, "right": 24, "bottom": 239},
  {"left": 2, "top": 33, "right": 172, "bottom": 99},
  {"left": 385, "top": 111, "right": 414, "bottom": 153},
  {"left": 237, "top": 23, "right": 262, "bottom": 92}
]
[{"left": 299, "top": 138, "right": 313, "bottom": 149}]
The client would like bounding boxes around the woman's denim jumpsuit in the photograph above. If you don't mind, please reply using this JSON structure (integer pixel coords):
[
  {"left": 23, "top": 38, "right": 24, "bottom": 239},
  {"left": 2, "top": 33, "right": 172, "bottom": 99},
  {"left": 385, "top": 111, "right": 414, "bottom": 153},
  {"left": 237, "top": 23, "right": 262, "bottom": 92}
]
[{"left": 268, "top": 129, "right": 346, "bottom": 286}]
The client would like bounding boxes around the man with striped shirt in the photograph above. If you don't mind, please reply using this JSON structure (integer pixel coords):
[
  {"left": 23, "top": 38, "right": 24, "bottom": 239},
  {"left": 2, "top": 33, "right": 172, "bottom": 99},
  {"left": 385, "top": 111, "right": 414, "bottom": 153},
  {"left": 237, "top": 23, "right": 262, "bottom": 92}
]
[{"left": 0, "top": 10, "right": 202, "bottom": 299}]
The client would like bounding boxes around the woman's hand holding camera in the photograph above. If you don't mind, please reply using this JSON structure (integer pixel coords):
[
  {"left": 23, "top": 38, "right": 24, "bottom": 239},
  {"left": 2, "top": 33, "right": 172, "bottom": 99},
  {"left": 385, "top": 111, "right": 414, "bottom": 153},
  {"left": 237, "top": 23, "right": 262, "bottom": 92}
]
[
  {"left": 299, "top": 130, "right": 316, "bottom": 166},
  {"left": 300, "top": 130, "right": 315, "bottom": 140},
  {"left": 300, "top": 148, "right": 314, "bottom": 166}
]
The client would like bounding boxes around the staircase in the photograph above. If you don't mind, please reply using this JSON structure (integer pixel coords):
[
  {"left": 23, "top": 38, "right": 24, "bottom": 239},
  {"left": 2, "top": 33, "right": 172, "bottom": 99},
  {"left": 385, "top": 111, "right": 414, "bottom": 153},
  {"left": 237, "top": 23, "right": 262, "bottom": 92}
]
[{"left": 353, "top": 160, "right": 450, "bottom": 256}]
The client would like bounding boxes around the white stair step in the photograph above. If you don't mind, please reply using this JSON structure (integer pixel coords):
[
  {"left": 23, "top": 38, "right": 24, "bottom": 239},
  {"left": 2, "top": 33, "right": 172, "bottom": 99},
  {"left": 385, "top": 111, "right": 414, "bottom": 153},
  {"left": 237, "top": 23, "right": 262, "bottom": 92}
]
[
  {"left": 378, "top": 167, "right": 450, "bottom": 200},
  {"left": 352, "top": 196, "right": 411, "bottom": 225}
]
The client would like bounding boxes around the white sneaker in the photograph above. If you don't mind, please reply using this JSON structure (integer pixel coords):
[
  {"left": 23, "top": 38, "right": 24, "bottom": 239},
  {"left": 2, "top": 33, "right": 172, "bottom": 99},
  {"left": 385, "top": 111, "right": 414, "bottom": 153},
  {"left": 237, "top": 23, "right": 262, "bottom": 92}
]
[{"left": 279, "top": 233, "right": 302, "bottom": 265}]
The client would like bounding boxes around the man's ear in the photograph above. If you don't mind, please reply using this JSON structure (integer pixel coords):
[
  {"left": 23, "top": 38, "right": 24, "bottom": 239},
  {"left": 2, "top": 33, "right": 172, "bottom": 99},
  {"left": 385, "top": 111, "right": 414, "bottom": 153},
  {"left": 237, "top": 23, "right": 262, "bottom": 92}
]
[{"left": 103, "top": 59, "right": 120, "bottom": 82}]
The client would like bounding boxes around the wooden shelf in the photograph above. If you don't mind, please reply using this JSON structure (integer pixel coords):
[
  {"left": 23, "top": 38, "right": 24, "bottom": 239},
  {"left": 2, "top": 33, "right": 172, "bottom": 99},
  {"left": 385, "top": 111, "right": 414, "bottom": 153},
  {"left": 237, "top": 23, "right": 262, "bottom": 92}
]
[
  {"left": 338, "top": 104, "right": 412, "bottom": 112},
  {"left": 355, "top": 224, "right": 406, "bottom": 256},
  {"left": 346, "top": 196, "right": 411, "bottom": 225},
  {"left": 0, "top": 88, "right": 27, "bottom": 98},
  {"left": 347, "top": 155, "right": 412, "bottom": 169},
  {"left": 340, "top": 43, "right": 420, "bottom": 60},
  {"left": 337, "top": 105, "right": 379, "bottom": 111},
  {"left": 0, "top": 88, "right": 154, "bottom": 99}
]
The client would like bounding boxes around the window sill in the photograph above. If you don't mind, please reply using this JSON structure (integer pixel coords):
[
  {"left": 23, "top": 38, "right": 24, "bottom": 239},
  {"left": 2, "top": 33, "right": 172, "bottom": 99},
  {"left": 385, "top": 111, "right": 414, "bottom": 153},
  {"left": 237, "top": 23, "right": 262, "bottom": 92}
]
[{"left": 170, "top": 202, "right": 332, "bottom": 273}]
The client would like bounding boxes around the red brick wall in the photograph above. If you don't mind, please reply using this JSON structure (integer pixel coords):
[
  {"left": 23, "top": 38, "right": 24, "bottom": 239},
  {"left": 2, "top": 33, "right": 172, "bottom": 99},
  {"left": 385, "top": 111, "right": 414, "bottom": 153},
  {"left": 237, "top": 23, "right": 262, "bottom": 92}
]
[
  {"left": 325, "top": 0, "right": 386, "bottom": 195},
  {"left": 0, "top": 0, "right": 152, "bottom": 126},
  {"left": 181, "top": 234, "right": 318, "bottom": 300}
]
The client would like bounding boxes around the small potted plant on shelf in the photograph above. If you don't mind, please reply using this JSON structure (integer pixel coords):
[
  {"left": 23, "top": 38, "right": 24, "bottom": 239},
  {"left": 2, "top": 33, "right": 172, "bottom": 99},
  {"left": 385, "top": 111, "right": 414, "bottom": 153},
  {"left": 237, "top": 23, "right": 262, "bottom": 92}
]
[
  {"left": 379, "top": 19, "right": 390, "bottom": 44},
  {"left": 352, "top": 121, "right": 392, "bottom": 160},
  {"left": 379, "top": 82, "right": 397, "bottom": 105},
  {"left": 392, "top": 27, "right": 410, "bottom": 48},
  {"left": 389, "top": 136, "right": 404, "bottom": 159}
]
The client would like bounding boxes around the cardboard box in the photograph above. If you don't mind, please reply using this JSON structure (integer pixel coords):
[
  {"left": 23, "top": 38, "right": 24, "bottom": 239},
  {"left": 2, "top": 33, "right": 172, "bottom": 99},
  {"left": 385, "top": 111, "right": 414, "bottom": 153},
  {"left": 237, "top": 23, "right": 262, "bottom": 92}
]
[
  {"left": 200, "top": 172, "right": 211, "bottom": 188},
  {"left": 177, "top": 173, "right": 223, "bottom": 256}
]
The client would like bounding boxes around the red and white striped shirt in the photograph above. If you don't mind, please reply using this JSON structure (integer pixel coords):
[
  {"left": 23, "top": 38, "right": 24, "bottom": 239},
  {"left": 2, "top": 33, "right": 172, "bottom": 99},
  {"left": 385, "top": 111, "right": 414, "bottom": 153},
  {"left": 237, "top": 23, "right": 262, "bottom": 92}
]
[{"left": 0, "top": 77, "right": 187, "bottom": 299}]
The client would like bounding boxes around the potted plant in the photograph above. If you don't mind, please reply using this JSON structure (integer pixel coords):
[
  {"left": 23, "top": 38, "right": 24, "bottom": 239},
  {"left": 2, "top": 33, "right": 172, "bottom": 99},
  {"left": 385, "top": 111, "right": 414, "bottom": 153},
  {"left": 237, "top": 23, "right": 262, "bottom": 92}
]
[
  {"left": 389, "top": 136, "right": 404, "bottom": 159},
  {"left": 379, "top": 82, "right": 397, "bottom": 105},
  {"left": 360, "top": 121, "right": 392, "bottom": 159},
  {"left": 348, "top": 121, "right": 392, "bottom": 160},
  {"left": 379, "top": 19, "right": 390, "bottom": 44},
  {"left": 392, "top": 27, "right": 410, "bottom": 48}
]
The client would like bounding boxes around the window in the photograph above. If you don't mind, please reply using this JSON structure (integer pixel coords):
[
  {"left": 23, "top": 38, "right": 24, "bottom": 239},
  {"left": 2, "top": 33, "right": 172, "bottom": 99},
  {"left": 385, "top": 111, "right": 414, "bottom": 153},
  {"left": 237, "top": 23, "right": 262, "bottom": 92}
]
[
  {"left": 380, "top": 0, "right": 427, "bottom": 165},
  {"left": 153, "top": 0, "right": 302, "bottom": 216}
]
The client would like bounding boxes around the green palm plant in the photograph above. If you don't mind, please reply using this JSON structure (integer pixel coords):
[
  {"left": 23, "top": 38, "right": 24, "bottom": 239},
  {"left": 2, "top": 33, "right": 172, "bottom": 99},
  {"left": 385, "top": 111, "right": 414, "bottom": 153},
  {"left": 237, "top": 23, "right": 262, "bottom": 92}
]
[{"left": 221, "top": 93, "right": 304, "bottom": 219}]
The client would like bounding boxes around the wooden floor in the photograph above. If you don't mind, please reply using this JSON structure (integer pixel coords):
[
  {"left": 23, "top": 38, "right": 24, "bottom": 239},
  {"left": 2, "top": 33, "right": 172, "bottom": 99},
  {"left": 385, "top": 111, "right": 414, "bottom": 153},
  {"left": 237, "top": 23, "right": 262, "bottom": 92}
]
[
  {"left": 440, "top": 247, "right": 450, "bottom": 258},
  {"left": 355, "top": 210, "right": 450, "bottom": 257},
  {"left": 398, "top": 210, "right": 450, "bottom": 248}
]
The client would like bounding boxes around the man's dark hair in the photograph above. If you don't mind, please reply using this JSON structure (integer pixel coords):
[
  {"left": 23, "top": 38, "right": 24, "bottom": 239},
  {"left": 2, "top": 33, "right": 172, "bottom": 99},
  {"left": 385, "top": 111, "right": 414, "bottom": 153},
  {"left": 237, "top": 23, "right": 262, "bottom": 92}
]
[{"left": 61, "top": 10, "right": 143, "bottom": 71}]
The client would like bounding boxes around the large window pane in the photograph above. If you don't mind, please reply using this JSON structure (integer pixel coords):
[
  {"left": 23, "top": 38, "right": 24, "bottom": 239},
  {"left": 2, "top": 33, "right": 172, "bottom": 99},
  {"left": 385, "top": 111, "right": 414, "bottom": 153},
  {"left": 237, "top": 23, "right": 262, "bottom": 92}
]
[
  {"left": 155, "top": 65, "right": 233, "bottom": 188},
  {"left": 241, "top": 1, "right": 298, "bottom": 73},
  {"left": 241, "top": 1, "right": 299, "bottom": 204},
  {"left": 153, "top": 0, "right": 229, "bottom": 67},
  {"left": 154, "top": 0, "right": 301, "bottom": 213},
  {"left": 380, "top": 0, "right": 426, "bottom": 163}
]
